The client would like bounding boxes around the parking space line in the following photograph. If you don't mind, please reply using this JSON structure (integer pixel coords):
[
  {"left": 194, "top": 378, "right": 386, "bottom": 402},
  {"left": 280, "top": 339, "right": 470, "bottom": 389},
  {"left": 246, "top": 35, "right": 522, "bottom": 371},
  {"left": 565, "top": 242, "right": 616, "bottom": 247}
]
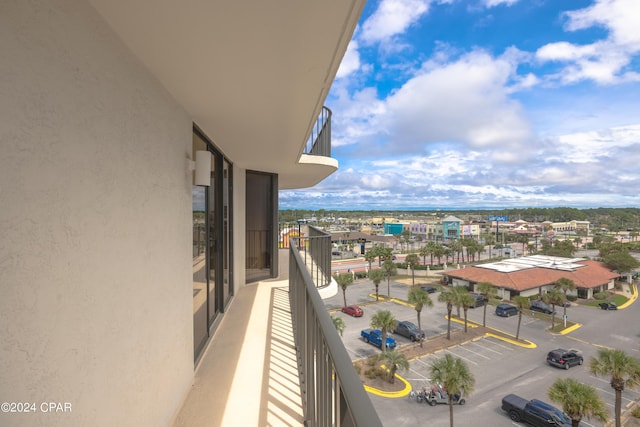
[
  {"left": 483, "top": 336, "right": 516, "bottom": 351},
  {"left": 454, "top": 344, "right": 491, "bottom": 359},
  {"left": 467, "top": 340, "right": 503, "bottom": 355},
  {"left": 444, "top": 348, "right": 478, "bottom": 366}
]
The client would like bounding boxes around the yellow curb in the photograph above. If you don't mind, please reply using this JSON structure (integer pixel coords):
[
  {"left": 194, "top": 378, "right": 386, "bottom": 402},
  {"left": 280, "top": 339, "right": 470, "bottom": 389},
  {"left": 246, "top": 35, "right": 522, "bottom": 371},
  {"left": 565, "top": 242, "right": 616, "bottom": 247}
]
[
  {"left": 559, "top": 323, "right": 582, "bottom": 335},
  {"left": 368, "top": 293, "right": 414, "bottom": 308},
  {"left": 485, "top": 332, "right": 537, "bottom": 348},
  {"left": 364, "top": 366, "right": 412, "bottom": 398},
  {"left": 617, "top": 283, "right": 637, "bottom": 309}
]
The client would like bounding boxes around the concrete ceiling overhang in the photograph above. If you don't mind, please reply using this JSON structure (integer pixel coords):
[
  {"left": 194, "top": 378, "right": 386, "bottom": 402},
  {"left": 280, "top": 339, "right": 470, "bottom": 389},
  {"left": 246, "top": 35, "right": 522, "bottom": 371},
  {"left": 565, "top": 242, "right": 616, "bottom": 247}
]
[{"left": 89, "top": 0, "right": 365, "bottom": 189}]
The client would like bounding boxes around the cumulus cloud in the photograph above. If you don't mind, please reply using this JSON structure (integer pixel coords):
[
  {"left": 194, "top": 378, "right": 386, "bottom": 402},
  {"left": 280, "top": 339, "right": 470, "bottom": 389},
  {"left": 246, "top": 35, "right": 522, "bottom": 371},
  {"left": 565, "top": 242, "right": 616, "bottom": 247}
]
[
  {"left": 360, "top": 0, "right": 430, "bottom": 45},
  {"left": 536, "top": 0, "right": 640, "bottom": 85},
  {"left": 384, "top": 50, "right": 533, "bottom": 153},
  {"left": 336, "top": 41, "right": 362, "bottom": 79}
]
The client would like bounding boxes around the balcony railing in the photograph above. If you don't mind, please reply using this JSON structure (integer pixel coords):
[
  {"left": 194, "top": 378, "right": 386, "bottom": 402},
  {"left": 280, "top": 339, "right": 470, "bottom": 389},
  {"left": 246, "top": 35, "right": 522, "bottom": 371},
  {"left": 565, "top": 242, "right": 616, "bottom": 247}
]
[
  {"left": 280, "top": 223, "right": 331, "bottom": 289},
  {"left": 304, "top": 106, "right": 331, "bottom": 157},
  {"left": 289, "top": 231, "right": 383, "bottom": 427}
]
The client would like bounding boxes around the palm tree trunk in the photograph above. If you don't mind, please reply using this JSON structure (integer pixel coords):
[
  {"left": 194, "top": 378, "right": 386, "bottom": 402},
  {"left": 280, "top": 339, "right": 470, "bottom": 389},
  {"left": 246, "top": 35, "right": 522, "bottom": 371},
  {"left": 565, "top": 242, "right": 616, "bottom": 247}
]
[
  {"left": 449, "top": 398, "right": 454, "bottom": 427},
  {"left": 446, "top": 306, "right": 452, "bottom": 340},
  {"left": 615, "top": 389, "right": 622, "bottom": 427},
  {"left": 343, "top": 289, "right": 347, "bottom": 307},
  {"left": 516, "top": 312, "right": 522, "bottom": 340},
  {"left": 463, "top": 308, "right": 468, "bottom": 333}
]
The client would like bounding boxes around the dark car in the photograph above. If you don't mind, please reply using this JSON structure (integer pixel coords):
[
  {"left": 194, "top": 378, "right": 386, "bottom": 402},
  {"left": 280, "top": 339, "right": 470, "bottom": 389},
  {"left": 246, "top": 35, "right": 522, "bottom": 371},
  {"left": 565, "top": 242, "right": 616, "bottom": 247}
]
[
  {"left": 599, "top": 301, "right": 617, "bottom": 310},
  {"left": 546, "top": 348, "right": 583, "bottom": 369},
  {"left": 420, "top": 285, "right": 437, "bottom": 294},
  {"left": 341, "top": 305, "right": 363, "bottom": 317},
  {"left": 393, "top": 320, "right": 426, "bottom": 342},
  {"left": 495, "top": 303, "right": 518, "bottom": 317},
  {"left": 530, "top": 300, "right": 555, "bottom": 315},
  {"left": 468, "top": 293, "right": 485, "bottom": 308}
]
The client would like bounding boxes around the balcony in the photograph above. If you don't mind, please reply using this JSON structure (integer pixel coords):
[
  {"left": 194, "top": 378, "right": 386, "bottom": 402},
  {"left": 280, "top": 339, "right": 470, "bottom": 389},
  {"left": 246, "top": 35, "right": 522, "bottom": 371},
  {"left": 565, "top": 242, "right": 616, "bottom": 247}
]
[{"left": 173, "top": 230, "right": 381, "bottom": 427}]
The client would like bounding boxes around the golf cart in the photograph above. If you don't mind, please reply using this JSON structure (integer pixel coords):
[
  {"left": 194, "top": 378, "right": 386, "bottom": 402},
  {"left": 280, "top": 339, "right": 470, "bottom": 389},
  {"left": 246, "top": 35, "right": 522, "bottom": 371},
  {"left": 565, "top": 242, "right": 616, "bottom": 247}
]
[{"left": 425, "top": 384, "right": 466, "bottom": 406}]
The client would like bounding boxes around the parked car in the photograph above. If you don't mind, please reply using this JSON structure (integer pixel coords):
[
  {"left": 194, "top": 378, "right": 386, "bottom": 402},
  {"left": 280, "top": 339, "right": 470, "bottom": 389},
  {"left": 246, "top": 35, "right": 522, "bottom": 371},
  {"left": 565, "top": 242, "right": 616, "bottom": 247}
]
[
  {"left": 530, "top": 300, "right": 555, "bottom": 315},
  {"left": 599, "top": 301, "right": 617, "bottom": 310},
  {"left": 360, "top": 329, "right": 397, "bottom": 349},
  {"left": 392, "top": 321, "right": 425, "bottom": 342},
  {"left": 468, "top": 293, "right": 485, "bottom": 308},
  {"left": 546, "top": 348, "right": 583, "bottom": 370},
  {"left": 502, "top": 394, "right": 572, "bottom": 426},
  {"left": 420, "top": 285, "right": 437, "bottom": 294},
  {"left": 331, "top": 250, "right": 342, "bottom": 256},
  {"left": 495, "top": 303, "right": 518, "bottom": 317},
  {"left": 341, "top": 305, "right": 363, "bottom": 317}
]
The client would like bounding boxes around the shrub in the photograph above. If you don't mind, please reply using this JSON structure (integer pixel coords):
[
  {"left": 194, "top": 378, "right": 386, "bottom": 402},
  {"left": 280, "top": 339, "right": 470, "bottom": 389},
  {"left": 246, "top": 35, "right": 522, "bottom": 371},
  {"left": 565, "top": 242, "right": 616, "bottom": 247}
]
[
  {"left": 632, "top": 405, "right": 640, "bottom": 419},
  {"left": 364, "top": 367, "right": 383, "bottom": 379},
  {"left": 594, "top": 292, "right": 608, "bottom": 300},
  {"left": 567, "top": 295, "right": 578, "bottom": 302},
  {"left": 354, "top": 271, "right": 368, "bottom": 279}
]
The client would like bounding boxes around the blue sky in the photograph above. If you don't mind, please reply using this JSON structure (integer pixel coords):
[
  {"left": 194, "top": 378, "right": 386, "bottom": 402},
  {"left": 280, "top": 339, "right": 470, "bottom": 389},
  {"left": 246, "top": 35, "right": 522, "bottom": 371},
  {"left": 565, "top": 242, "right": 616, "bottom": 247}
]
[{"left": 280, "top": 0, "right": 640, "bottom": 211}]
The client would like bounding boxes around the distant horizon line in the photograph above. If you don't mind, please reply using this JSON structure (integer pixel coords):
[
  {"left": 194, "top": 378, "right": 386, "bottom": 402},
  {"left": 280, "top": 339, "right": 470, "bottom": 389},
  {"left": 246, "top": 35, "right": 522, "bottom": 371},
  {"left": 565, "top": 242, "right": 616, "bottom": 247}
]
[{"left": 278, "top": 205, "right": 640, "bottom": 212}]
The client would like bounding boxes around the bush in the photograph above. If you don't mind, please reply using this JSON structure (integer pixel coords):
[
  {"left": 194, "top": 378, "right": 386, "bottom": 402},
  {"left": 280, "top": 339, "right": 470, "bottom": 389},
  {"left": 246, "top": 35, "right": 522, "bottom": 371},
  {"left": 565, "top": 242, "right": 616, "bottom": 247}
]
[
  {"left": 364, "top": 367, "right": 383, "bottom": 379},
  {"left": 567, "top": 295, "right": 578, "bottom": 302},
  {"left": 594, "top": 292, "right": 608, "bottom": 300},
  {"left": 632, "top": 405, "right": 640, "bottom": 419},
  {"left": 354, "top": 271, "right": 368, "bottom": 279}
]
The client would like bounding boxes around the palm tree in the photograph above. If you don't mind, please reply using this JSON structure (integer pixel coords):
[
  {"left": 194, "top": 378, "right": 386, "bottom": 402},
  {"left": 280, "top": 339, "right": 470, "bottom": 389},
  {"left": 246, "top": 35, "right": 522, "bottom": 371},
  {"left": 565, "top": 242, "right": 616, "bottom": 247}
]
[
  {"left": 590, "top": 348, "right": 640, "bottom": 427},
  {"left": 476, "top": 281, "right": 497, "bottom": 327},
  {"left": 548, "top": 378, "right": 608, "bottom": 427},
  {"left": 364, "top": 250, "right": 377, "bottom": 271},
  {"left": 407, "top": 287, "right": 433, "bottom": 347},
  {"left": 459, "top": 293, "right": 475, "bottom": 333},
  {"left": 405, "top": 253, "right": 420, "bottom": 286},
  {"left": 542, "top": 288, "right": 565, "bottom": 328},
  {"left": 451, "top": 286, "right": 468, "bottom": 318},
  {"left": 370, "top": 309, "right": 397, "bottom": 353},
  {"left": 430, "top": 354, "right": 475, "bottom": 427},
  {"left": 379, "top": 349, "right": 409, "bottom": 383},
  {"left": 331, "top": 315, "right": 346, "bottom": 337},
  {"left": 368, "top": 269, "right": 384, "bottom": 301},
  {"left": 333, "top": 272, "right": 353, "bottom": 308},
  {"left": 438, "top": 290, "right": 456, "bottom": 340},
  {"left": 555, "top": 277, "right": 576, "bottom": 320},
  {"left": 382, "top": 259, "right": 397, "bottom": 298},
  {"left": 513, "top": 296, "right": 529, "bottom": 340}
]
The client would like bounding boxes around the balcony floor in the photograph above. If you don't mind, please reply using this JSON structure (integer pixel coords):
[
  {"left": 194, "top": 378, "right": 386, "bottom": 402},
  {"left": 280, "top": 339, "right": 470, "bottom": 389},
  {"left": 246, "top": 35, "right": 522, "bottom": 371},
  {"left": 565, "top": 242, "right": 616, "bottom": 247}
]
[{"left": 172, "top": 253, "right": 303, "bottom": 427}]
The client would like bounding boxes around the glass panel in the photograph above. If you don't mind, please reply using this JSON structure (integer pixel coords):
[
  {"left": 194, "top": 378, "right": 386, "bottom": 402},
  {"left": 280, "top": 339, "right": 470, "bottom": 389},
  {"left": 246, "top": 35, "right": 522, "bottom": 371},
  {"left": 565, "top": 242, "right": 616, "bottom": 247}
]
[
  {"left": 222, "top": 159, "right": 232, "bottom": 305},
  {"left": 193, "top": 135, "right": 208, "bottom": 359},
  {"left": 208, "top": 154, "right": 218, "bottom": 325}
]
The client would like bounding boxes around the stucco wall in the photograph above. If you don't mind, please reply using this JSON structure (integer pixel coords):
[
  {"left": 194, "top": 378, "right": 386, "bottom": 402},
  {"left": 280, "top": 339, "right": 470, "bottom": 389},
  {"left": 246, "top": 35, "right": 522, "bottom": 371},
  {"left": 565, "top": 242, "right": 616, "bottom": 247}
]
[{"left": 0, "top": 2, "right": 194, "bottom": 426}]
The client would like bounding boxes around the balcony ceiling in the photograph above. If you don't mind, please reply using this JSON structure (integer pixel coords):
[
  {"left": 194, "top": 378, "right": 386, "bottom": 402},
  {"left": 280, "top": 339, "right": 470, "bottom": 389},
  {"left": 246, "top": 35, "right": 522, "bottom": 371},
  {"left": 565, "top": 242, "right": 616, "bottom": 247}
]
[{"left": 89, "top": 0, "right": 365, "bottom": 189}]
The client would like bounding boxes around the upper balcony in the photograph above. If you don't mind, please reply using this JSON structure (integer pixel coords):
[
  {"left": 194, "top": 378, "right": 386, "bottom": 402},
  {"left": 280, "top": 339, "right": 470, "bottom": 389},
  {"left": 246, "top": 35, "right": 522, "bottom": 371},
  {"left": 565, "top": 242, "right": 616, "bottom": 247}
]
[
  {"left": 173, "top": 228, "right": 382, "bottom": 427},
  {"left": 89, "top": 0, "right": 362, "bottom": 189}
]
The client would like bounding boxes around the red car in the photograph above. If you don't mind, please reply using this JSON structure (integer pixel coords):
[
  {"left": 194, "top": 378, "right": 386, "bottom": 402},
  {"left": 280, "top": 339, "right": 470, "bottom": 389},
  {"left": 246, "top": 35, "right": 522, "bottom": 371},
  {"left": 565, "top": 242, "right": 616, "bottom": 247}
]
[{"left": 341, "top": 305, "right": 363, "bottom": 317}]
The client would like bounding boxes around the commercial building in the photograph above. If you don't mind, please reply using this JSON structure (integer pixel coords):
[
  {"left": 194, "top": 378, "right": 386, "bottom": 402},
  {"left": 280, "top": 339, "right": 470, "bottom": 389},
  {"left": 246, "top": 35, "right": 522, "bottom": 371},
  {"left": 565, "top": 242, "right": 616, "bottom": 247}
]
[
  {"left": 1, "top": 1, "right": 370, "bottom": 426},
  {"left": 445, "top": 255, "right": 619, "bottom": 300}
]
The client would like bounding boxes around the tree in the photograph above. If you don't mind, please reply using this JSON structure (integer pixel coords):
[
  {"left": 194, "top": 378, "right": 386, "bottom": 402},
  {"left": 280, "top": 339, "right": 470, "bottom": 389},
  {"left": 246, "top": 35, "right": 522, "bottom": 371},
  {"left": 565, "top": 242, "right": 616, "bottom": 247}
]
[
  {"left": 451, "top": 286, "right": 469, "bottom": 318},
  {"left": 379, "top": 349, "right": 409, "bottom": 383},
  {"left": 331, "top": 315, "right": 345, "bottom": 337},
  {"left": 430, "top": 354, "right": 475, "bottom": 427},
  {"left": 438, "top": 290, "right": 456, "bottom": 340},
  {"left": 364, "top": 249, "right": 377, "bottom": 271},
  {"left": 555, "top": 277, "right": 576, "bottom": 320},
  {"left": 370, "top": 309, "right": 397, "bottom": 353},
  {"left": 333, "top": 273, "right": 353, "bottom": 308},
  {"left": 542, "top": 289, "right": 565, "bottom": 328},
  {"left": 405, "top": 253, "right": 420, "bottom": 286},
  {"left": 513, "top": 296, "right": 529, "bottom": 340},
  {"left": 476, "top": 281, "right": 497, "bottom": 327},
  {"left": 602, "top": 249, "right": 640, "bottom": 277},
  {"left": 547, "top": 378, "right": 608, "bottom": 427},
  {"left": 368, "top": 269, "right": 385, "bottom": 301},
  {"left": 382, "top": 259, "right": 397, "bottom": 298},
  {"left": 590, "top": 348, "right": 640, "bottom": 427},
  {"left": 407, "top": 287, "right": 433, "bottom": 347},
  {"left": 459, "top": 293, "right": 475, "bottom": 333}
]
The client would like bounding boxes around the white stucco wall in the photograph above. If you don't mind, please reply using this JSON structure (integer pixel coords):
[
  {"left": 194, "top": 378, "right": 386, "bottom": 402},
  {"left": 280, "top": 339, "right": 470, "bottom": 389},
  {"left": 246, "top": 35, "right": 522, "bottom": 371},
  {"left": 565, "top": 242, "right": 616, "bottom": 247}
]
[{"left": 1, "top": 2, "right": 194, "bottom": 426}]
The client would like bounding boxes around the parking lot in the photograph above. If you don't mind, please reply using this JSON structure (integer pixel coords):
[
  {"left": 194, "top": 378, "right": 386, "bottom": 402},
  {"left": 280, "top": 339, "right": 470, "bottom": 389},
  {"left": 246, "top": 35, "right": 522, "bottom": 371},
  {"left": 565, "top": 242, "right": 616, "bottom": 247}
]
[{"left": 325, "top": 277, "right": 640, "bottom": 426}]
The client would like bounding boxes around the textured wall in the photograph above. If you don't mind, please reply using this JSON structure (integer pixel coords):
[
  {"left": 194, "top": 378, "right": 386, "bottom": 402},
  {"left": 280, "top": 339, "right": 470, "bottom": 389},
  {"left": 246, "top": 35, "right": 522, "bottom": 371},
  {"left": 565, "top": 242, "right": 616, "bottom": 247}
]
[{"left": 0, "top": 1, "right": 194, "bottom": 426}]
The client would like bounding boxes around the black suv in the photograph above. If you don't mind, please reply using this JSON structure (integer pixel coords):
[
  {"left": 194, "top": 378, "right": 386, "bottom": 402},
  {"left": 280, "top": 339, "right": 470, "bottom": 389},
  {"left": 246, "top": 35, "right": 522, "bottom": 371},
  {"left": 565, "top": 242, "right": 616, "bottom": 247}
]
[
  {"left": 546, "top": 348, "right": 583, "bottom": 369},
  {"left": 392, "top": 321, "right": 425, "bottom": 342},
  {"left": 530, "top": 300, "right": 555, "bottom": 315}
]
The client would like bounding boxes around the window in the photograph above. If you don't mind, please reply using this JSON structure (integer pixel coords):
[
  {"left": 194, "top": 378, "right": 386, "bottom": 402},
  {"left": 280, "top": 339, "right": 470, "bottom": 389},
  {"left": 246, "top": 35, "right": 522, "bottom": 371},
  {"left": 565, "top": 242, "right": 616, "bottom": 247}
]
[{"left": 192, "top": 128, "right": 233, "bottom": 363}]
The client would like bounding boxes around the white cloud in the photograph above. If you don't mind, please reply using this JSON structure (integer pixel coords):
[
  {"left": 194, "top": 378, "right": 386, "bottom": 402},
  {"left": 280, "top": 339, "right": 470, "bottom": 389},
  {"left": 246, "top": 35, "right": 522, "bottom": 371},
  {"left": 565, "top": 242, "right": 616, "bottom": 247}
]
[
  {"left": 384, "top": 50, "right": 533, "bottom": 153},
  {"left": 336, "top": 41, "right": 361, "bottom": 79},
  {"left": 482, "top": 0, "right": 520, "bottom": 7},
  {"left": 536, "top": 0, "right": 640, "bottom": 85},
  {"left": 360, "top": 0, "right": 430, "bottom": 45}
]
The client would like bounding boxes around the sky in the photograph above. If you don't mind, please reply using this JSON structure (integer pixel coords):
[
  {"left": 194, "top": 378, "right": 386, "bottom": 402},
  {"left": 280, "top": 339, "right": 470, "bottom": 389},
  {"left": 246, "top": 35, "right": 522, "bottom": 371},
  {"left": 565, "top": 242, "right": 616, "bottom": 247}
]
[{"left": 279, "top": 0, "right": 640, "bottom": 211}]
